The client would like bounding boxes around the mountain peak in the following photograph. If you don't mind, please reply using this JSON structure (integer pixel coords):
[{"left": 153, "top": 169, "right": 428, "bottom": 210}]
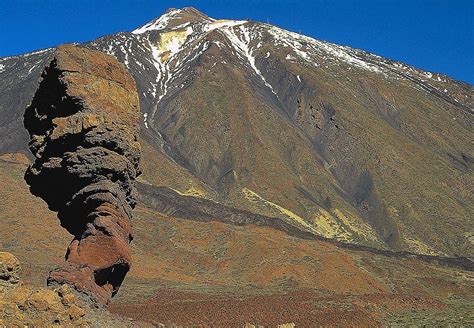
[
  {"left": 180, "top": 7, "right": 210, "bottom": 19},
  {"left": 132, "top": 7, "right": 212, "bottom": 34}
]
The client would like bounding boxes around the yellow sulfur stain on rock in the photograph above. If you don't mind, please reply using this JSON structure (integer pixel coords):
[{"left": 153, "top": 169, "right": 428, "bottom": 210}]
[
  {"left": 170, "top": 186, "right": 208, "bottom": 198},
  {"left": 312, "top": 208, "right": 351, "bottom": 240},
  {"left": 241, "top": 188, "right": 383, "bottom": 244},
  {"left": 404, "top": 236, "right": 441, "bottom": 256},
  {"left": 242, "top": 188, "right": 385, "bottom": 244},
  {"left": 464, "top": 232, "right": 474, "bottom": 245},
  {"left": 242, "top": 188, "right": 318, "bottom": 233},
  {"left": 242, "top": 188, "right": 356, "bottom": 240},
  {"left": 156, "top": 29, "right": 191, "bottom": 62},
  {"left": 333, "top": 208, "right": 379, "bottom": 242}
]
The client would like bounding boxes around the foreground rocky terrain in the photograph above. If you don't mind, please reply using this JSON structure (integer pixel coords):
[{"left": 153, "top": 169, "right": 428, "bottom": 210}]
[
  {"left": 0, "top": 6, "right": 473, "bottom": 326},
  {"left": 0, "top": 252, "right": 148, "bottom": 326}
]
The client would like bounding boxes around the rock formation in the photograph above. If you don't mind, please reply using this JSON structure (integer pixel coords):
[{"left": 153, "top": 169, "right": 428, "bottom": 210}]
[
  {"left": 0, "top": 252, "right": 21, "bottom": 289},
  {"left": 0, "top": 252, "right": 149, "bottom": 327},
  {"left": 0, "top": 252, "right": 87, "bottom": 326},
  {"left": 23, "top": 45, "right": 141, "bottom": 305}
]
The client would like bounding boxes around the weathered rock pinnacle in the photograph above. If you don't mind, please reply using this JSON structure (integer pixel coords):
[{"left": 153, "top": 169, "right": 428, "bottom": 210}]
[{"left": 23, "top": 44, "right": 141, "bottom": 305}]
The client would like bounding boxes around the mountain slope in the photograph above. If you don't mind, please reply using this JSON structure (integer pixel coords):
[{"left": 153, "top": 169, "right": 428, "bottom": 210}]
[
  {"left": 0, "top": 155, "right": 473, "bottom": 326},
  {"left": 0, "top": 7, "right": 472, "bottom": 258}
]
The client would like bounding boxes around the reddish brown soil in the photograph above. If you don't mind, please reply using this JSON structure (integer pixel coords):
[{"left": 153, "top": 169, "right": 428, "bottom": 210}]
[
  {"left": 110, "top": 289, "right": 448, "bottom": 327},
  {"left": 111, "top": 289, "right": 372, "bottom": 327}
]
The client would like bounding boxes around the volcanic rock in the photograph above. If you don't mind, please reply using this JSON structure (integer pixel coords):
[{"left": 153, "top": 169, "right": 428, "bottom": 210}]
[
  {"left": 0, "top": 252, "right": 21, "bottom": 288},
  {"left": 0, "top": 252, "right": 150, "bottom": 327},
  {"left": 23, "top": 44, "right": 141, "bottom": 305}
]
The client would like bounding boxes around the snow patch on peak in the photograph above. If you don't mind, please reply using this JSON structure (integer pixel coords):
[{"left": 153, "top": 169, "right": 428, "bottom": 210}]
[
  {"left": 133, "top": 8, "right": 183, "bottom": 34},
  {"left": 133, "top": 10, "right": 246, "bottom": 35},
  {"left": 163, "top": 27, "right": 193, "bottom": 55},
  {"left": 268, "top": 26, "right": 383, "bottom": 74},
  {"left": 220, "top": 24, "right": 278, "bottom": 97},
  {"left": 204, "top": 19, "right": 247, "bottom": 32}
]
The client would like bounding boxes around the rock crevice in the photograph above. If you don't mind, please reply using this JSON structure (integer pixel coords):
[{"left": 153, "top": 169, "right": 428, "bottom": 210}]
[{"left": 23, "top": 45, "right": 141, "bottom": 305}]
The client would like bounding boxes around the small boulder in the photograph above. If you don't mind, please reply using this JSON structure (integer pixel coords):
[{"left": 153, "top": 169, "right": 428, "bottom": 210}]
[{"left": 0, "top": 252, "right": 21, "bottom": 287}]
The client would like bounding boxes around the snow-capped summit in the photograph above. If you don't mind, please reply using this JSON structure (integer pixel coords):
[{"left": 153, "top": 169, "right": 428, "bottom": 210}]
[
  {"left": 132, "top": 7, "right": 213, "bottom": 34},
  {"left": 0, "top": 7, "right": 472, "bottom": 260}
]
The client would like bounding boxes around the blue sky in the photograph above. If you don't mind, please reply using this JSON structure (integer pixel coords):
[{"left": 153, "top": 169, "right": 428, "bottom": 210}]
[{"left": 1, "top": 0, "right": 473, "bottom": 83}]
